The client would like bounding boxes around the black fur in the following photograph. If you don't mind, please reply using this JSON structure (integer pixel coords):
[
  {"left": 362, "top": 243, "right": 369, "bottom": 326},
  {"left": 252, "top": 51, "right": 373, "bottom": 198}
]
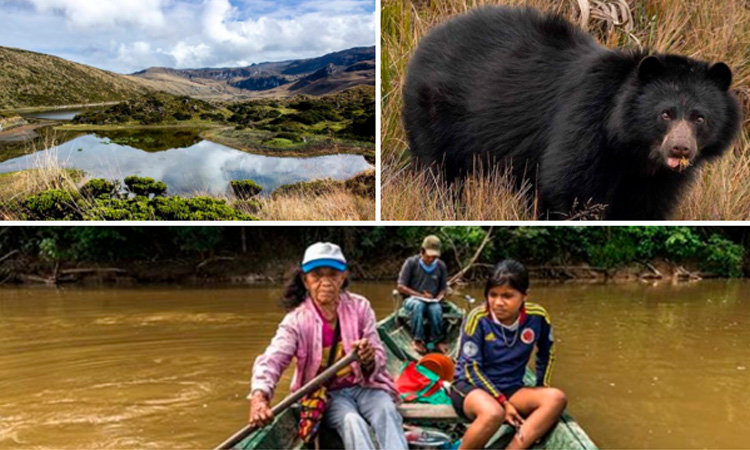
[{"left": 402, "top": 6, "right": 741, "bottom": 220}]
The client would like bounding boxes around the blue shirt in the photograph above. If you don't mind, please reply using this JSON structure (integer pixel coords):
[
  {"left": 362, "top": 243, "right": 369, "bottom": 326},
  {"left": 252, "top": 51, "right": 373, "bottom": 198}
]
[{"left": 454, "top": 302, "right": 555, "bottom": 401}]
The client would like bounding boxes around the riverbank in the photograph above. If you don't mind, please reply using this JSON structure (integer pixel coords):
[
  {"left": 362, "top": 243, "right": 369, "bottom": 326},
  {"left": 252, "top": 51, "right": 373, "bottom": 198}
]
[{"left": 0, "top": 250, "right": 726, "bottom": 287}]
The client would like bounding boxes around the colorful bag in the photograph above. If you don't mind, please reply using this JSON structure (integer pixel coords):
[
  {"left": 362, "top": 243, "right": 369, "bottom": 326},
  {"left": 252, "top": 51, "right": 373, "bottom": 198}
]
[
  {"left": 297, "top": 321, "right": 341, "bottom": 443},
  {"left": 395, "top": 361, "right": 452, "bottom": 405},
  {"left": 298, "top": 385, "right": 329, "bottom": 443}
]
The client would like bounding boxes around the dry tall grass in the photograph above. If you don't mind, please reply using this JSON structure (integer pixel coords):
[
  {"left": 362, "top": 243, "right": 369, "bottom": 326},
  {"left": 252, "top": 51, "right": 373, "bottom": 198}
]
[
  {"left": 0, "top": 152, "right": 375, "bottom": 221},
  {"left": 381, "top": 0, "right": 750, "bottom": 220},
  {"left": 250, "top": 190, "right": 376, "bottom": 221}
]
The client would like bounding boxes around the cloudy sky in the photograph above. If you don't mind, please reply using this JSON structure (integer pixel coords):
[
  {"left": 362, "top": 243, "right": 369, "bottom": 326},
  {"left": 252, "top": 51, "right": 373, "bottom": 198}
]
[{"left": 0, "top": 0, "right": 375, "bottom": 73}]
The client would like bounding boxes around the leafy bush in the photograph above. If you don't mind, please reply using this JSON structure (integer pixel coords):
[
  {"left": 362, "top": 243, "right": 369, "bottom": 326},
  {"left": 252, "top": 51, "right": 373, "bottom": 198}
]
[
  {"left": 230, "top": 180, "right": 263, "bottom": 199},
  {"left": 86, "top": 195, "right": 255, "bottom": 221},
  {"left": 81, "top": 178, "right": 118, "bottom": 198},
  {"left": 23, "top": 190, "right": 82, "bottom": 220},
  {"left": 152, "top": 197, "right": 254, "bottom": 220},
  {"left": 124, "top": 176, "right": 167, "bottom": 197},
  {"left": 173, "top": 112, "right": 192, "bottom": 121}
]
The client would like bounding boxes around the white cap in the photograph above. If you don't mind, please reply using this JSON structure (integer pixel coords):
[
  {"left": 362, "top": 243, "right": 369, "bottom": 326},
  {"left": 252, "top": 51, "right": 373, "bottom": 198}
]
[{"left": 301, "top": 242, "right": 347, "bottom": 273}]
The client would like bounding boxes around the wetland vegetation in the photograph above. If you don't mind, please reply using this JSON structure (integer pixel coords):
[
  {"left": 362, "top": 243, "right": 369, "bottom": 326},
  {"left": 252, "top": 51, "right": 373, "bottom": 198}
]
[{"left": 0, "top": 86, "right": 375, "bottom": 220}]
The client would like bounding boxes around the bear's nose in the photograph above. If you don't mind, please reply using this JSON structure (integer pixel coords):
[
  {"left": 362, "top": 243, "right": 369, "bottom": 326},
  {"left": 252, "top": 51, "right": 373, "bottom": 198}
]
[{"left": 670, "top": 145, "right": 691, "bottom": 157}]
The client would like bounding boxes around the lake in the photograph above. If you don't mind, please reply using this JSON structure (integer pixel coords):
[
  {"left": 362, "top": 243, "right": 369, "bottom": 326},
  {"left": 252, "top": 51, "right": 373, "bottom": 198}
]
[
  {"left": 0, "top": 129, "right": 373, "bottom": 196},
  {"left": 1, "top": 280, "right": 749, "bottom": 449},
  {"left": 21, "top": 109, "right": 86, "bottom": 121}
]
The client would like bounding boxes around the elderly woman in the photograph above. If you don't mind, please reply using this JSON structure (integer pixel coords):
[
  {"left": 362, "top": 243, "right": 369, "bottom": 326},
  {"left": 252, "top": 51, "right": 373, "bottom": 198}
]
[{"left": 249, "top": 242, "right": 407, "bottom": 450}]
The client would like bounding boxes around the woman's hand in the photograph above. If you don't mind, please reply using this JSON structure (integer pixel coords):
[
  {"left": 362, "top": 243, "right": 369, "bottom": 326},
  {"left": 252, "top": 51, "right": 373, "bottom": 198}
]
[
  {"left": 504, "top": 401, "right": 525, "bottom": 430},
  {"left": 248, "top": 391, "right": 274, "bottom": 428},
  {"left": 353, "top": 338, "right": 375, "bottom": 370}
]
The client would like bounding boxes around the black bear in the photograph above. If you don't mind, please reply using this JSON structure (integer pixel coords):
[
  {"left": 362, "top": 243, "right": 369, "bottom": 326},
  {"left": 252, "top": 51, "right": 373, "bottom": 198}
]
[{"left": 402, "top": 6, "right": 741, "bottom": 220}]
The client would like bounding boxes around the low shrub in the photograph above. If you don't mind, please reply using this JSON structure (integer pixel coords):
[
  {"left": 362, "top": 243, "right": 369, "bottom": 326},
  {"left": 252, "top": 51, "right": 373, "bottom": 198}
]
[
  {"left": 124, "top": 176, "right": 167, "bottom": 197},
  {"left": 230, "top": 180, "right": 263, "bottom": 199}
]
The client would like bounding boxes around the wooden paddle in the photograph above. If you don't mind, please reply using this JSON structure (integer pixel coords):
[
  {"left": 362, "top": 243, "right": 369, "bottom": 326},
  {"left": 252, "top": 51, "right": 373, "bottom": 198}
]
[{"left": 214, "top": 349, "right": 361, "bottom": 450}]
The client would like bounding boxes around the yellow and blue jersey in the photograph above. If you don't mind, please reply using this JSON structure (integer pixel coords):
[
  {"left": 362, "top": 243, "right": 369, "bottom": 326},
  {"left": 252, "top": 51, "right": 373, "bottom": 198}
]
[{"left": 454, "top": 302, "right": 555, "bottom": 402}]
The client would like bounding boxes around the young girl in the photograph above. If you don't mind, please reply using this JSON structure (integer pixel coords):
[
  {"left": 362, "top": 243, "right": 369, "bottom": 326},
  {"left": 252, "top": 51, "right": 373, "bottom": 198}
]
[{"left": 450, "top": 259, "right": 567, "bottom": 450}]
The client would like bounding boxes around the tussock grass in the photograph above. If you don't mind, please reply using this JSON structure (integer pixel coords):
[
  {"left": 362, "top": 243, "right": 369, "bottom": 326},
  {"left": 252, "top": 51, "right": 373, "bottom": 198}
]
[
  {"left": 249, "top": 190, "right": 375, "bottom": 221},
  {"left": 0, "top": 146, "right": 374, "bottom": 221},
  {"left": 382, "top": 161, "right": 534, "bottom": 220},
  {"left": 381, "top": 0, "right": 750, "bottom": 220},
  {"left": 0, "top": 143, "right": 84, "bottom": 199}
]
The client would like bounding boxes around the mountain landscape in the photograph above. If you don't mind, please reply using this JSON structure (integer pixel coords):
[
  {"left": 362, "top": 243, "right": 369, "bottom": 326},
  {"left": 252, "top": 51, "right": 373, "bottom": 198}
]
[
  {"left": 0, "top": 45, "right": 375, "bottom": 110},
  {"left": 131, "top": 46, "right": 375, "bottom": 100},
  {"left": 0, "top": 43, "right": 375, "bottom": 221}
]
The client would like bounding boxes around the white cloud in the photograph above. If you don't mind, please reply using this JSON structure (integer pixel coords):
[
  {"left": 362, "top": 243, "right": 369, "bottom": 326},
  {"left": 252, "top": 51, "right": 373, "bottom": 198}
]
[
  {"left": 0, "top": 0, "right": 375, "bottom": 72},
  {"left": 21, "top": 0, "right": 167, "bottom": 29}
]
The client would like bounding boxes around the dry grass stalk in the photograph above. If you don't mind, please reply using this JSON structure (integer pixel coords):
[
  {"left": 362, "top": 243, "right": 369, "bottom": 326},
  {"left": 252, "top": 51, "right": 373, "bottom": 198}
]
[{"left": 251, "top": 189, "right": 375, "bottom": 221}]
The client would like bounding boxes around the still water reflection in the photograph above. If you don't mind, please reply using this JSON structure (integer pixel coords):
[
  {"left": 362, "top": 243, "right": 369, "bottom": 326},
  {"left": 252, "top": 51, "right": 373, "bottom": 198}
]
[
  {"left": 0, "top": 131, "right": 372, "bottom": 195},
  {"left": 21, "top": 110, "right": 84, "bottom": 121},
  {"left": 1, "top": 281, "right": 749, "bottom": 449}
]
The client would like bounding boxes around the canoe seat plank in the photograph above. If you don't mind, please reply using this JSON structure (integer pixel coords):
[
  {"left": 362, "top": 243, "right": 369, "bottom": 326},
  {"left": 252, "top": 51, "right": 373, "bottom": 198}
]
[{"left": 397, "top": 404, "right": 459, "bottom": 421}]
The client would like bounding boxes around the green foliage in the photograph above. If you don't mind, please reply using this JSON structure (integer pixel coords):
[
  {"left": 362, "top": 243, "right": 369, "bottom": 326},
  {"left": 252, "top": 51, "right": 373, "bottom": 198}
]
[
  {"left": 0, "top": 227, "right": 745, "bottom": 277},
  {"left": 230, "top": 180, "right": 263, "bottom": 199},
  {"left": 23, "top": 189, "right": 82, "bottom": 220},
  {"left": 481, "top": 227, "right": 746, "bottom": 277},
  {"left": 10, "top": 174, "right": 256, "bottom": 221},
  {"left": 173, "top": 111, "right": 192, "bottom": 121},
  {"left": 338, "top": 113, "right": 375, "bottom": 141},
  {"left": 222, "top": 87, "right": 373, "bottom": 141},
  {"left": 39, "top": 228, "right": 131, "bottom": 261},
  {"left": 274, "top": 132, "right": 302, "bottom": 142},
  {"left": 81, "top": 178, "right": 118, "bottom": 198},
  {"left": 72, "top": 92, "right": 220, "bottom": 125},
  {"left": 702, "top": 234, "right": 744, "bottom": 277},
  {"left": 169, "top": 227, "right": 224, "bottom": 254},
  {"left": 124, "top": 176, "right": 167, "bottom": 197},
  {"left": 87, "top": 195, "right": 254, "bottom": 221},
  {"left": 664, "top": 227, "right": 704, "bottom": 260},
  {"left": 151, "top": 196, "right": 253, "bottom": 220}
]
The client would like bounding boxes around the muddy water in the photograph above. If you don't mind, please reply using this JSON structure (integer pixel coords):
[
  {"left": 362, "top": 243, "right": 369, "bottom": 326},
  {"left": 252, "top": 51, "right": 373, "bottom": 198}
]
[{"left": 1, "top": 281, "right": 749, "bottom": 449}]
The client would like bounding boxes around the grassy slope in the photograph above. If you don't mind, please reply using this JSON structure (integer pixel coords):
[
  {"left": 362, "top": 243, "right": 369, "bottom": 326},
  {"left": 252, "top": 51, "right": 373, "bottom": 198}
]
[
  {"left": 381, "top": 0, "right": 750, "bottom": 220},
  {"left": 0, "top": 46, "right": 151, "bottom": 110}
]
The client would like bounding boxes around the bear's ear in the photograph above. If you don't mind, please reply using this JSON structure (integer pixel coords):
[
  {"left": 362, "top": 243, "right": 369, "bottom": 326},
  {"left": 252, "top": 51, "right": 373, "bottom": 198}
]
[
  {"left": 637, "top": 55, "right": 664, "bottom": 83},
  {"left": 707, "top": 62, "right": 732, "bottom": 91}
]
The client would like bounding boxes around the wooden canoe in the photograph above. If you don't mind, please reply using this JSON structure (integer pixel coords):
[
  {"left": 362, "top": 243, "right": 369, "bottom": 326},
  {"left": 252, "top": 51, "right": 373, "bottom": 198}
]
[{"left": 220, "top": 300, "right": 597, "bottom": 449}]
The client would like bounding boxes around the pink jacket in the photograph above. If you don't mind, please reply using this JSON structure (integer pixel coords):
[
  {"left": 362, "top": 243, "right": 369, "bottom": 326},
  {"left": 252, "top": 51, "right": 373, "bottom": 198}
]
[{"left": 250, "top": 291, "right": 396, "bottom": 401}]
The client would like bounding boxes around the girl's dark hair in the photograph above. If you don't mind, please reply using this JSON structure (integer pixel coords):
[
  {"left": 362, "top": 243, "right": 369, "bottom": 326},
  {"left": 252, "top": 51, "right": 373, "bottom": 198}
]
[
  {"left": 279, "top": 266, "right": 350, "bottom": 311},
  {"left": 484, "top": 259, "right": 529, "bottom": 298}
]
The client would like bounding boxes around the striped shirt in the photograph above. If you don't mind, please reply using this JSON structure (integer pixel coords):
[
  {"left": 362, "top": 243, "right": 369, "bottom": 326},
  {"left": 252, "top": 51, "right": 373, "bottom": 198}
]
[{"left": 453, "top": 302, "right": 555, "bottom": 403}]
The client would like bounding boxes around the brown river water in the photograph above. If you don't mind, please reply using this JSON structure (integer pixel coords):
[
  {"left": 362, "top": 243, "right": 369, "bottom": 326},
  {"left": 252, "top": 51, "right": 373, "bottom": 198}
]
[{"left": 1, "top": 281, "right": 749, "bottom": 449}]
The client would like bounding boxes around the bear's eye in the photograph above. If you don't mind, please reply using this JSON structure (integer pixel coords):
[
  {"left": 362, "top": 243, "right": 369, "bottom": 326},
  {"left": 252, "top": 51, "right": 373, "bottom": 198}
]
[
  {"left": 695, "top": 115, "right": 705, "bottom": 124},
  {"left": 660, "top": 111, "right": 672, "bottom": 121}
]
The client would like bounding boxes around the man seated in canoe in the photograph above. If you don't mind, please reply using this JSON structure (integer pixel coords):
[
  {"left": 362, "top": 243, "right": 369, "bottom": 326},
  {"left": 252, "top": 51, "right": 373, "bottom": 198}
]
[
  {"left": 450, "top": 259, "right": 567, "bottom": 450},
  {"left": 397, "top": 235, "right": 449, "bottom": 354},
  {"left": 249, "top": 242, "right": 408, "bottom": 450}
]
